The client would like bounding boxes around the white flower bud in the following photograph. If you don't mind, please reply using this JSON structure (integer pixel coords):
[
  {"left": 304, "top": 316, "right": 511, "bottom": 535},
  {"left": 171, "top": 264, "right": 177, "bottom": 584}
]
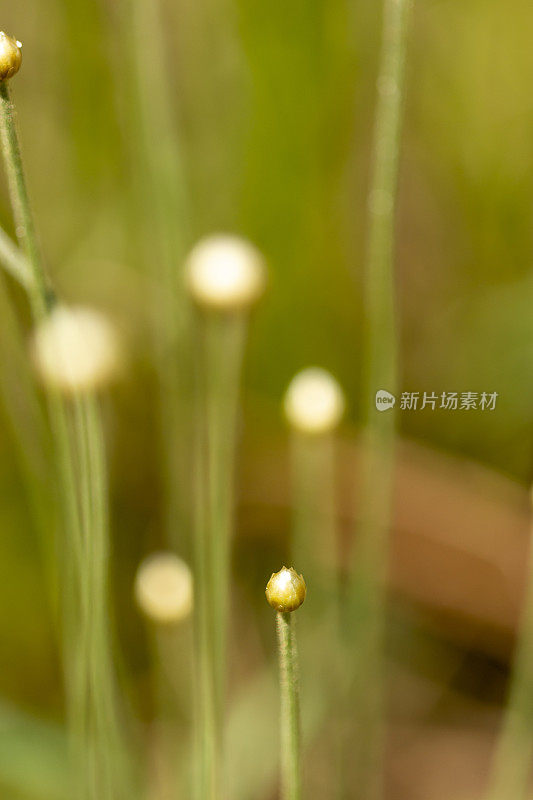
[
  {"left": 135, "top": 553, "right": 193, "bottom": 625},
  {"left": 185, "top": 234, "right": 266, "bottom": 311},
  {"left": 283, "top": 368, "right": 345, "bottom": 434},
  {"left": 32, "top": 306, "right": 121, "bottom": 393}
]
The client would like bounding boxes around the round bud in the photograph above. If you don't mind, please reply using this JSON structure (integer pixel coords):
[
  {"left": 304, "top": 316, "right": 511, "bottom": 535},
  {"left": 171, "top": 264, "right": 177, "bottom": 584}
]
[
  {"left": 185, "top": 234, "right": 266, "bottom": 311},
  {"left": 0, "top": 33, "right": 22, "bottom": 82},
  {"left": 283, "top": 367, "right": 345, "bottom": 434},
  {"left": 135, "top": 552, "right": 193, "bottom": 625},
  {"left": 32, "top": 305, "right": 121, "bottom": 394},
  {"left": 265, "top": 566, "right": 306, "bottom": 613}
]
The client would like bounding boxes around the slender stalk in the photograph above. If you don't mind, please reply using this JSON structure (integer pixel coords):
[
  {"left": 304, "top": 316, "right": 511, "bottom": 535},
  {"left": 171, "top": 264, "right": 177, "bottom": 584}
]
[
  {"left": 192, "top": 312, "right": 246, "bottom": 799},
  {"left": 291, "top": 433, "right": 337, "bottom": 612},
  {"left": 0, "top": 78, "right": 128, "bottom": 800},
  {"left": 77, "top": 394, "right": 129, "bottom": 799},
  {"left": 346, "top": 1, "right": 412, "bottom": 798},
  {"left": 276, "top": 612, "right": 302, "bottom": 800},
  {"left": 192, "top": 383, "right": 219, "bottom": 800},
  {"left": 484, "top": 495, "right": 533, "bottom": 800},
  {"left": 127, "top": 0, "right": 191, "bottom": 550},
  {"left": 204, "top": 314, "right": 246, "bottom": 724}
]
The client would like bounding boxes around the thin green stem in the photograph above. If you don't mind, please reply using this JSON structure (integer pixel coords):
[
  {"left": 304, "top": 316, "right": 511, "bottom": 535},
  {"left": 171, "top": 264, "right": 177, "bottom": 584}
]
[
  {"left": 346, "top": 1, "right": 412, "bottom": 798},
  {"left": 484, "top": 501, "right": 533, "bottom": 800},
  {"left": 276, "top": 612, "right": 302, "bottom": 800}
]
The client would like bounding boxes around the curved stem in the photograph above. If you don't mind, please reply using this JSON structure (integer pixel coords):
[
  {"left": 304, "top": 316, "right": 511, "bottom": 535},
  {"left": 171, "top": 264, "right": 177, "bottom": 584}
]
[
  {"left": 0, "top": 83, "right": 51, "bottom": 316},
  {"left": 0, "top": 79, "right": 128, "bottom": 800},
  {"left": 0, "top": 224, "right": 31, "bottom": 288}
]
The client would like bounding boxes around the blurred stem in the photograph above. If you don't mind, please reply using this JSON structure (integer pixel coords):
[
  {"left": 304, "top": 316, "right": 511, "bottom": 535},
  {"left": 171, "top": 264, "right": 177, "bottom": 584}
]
[
  {"left": 150, "top": 623, "right": 193, "bottom": 798},
  {"left": 484, "top": 495, "right": 533, "bottom": 800},
  {"left": 193, "top": 312, "right": 246, "bottom": 799},
  {"left": 192, "top": 386, "right": 218, "bottom": 800},
  {"left": 204, "top": 314, "right": 246, "bottom": 723},
  {"left": 128, "top": 0, "right": 191, "bottom": 550},
  {"left": 0, "top": 78, "right": 84, "bottom": 600},
  {"left": 276, "top": 612, "right": 301, "bottom": 800},
  {"left": 291, "top": 431, "right": 343, "bottom": 792},
  {"left": 0, "top": 224, "right": 32, "bottom": 288},
  {"left": 0, "top": 80, "right": 128, "bottom": 800},
  {"left": 291, "top": 433, "right": 337, "bottom": 610},
  {"left": 75, "top": 394, "right": 129, "bottom": 800},
  {"left": 346, "top": 1, "right": 412, "bottom": 799}
]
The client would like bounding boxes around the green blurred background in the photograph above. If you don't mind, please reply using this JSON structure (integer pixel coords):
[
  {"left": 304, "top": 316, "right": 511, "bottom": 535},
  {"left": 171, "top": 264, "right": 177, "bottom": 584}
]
[{"left": 1, "top": 1, "right": 533, "bottom": 798}]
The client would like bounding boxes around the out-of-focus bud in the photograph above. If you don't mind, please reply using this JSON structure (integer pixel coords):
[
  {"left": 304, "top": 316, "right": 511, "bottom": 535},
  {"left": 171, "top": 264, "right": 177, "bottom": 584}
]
[
  {"left": 135, "top": 552, "right": 194, "bottom": 625},
  {"left": 185, "top": 234, "right": 266, "bottom": 311},
  {"left": 32, "top": 306, "right": 121, "bottom": 393},
  {"left": 266, "top": 567, "right": 306, "bottom": 613},
  {"left": 0, "top": 33, "right": 22, "bottom": 82},
  {"left": 283, "top": 367, "right": 345, "bottom": 435}
]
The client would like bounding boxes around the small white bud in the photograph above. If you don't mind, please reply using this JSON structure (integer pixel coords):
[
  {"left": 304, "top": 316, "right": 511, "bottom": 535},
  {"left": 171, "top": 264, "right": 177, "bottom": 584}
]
[
  {"left": 283, "top": 368, "right": 345, "bottom": 434},
  {"left": 185, "top": 234, "right": 266, "bottom": 311},
  {"left": 32, "top": 306, "right": 121, "bottom": 393},
  {"left": 135, "top": 553, "right": 193, "bottom": 625}
]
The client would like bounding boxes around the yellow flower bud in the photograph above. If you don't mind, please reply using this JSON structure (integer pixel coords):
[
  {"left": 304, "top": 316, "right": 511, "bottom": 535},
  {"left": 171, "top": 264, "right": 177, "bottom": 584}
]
[
  {"left": 0, "top": 33, "right": 22, "bottom": 82},
  {"left": 265, "top": 567, "right": 306, "bottom": 613}
]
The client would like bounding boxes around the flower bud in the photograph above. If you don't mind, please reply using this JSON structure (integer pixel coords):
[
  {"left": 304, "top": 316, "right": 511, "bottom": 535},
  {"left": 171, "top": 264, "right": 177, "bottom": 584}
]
[
  {"left": 135, "top": 552, "right": 194, "bottom": 625},
  {"left": 32, "top": 305, "right": 121, "bottom": 394},
  {"left": 185, "top": 234, "right": 266, "bottom": 311},
  {"left": 283, "top": 367, "right": 345, "bottom": 434},
  {"left": 265, "top": 567, "right": 306, "bottom": 613},
  {"left": 0, "top": 33, "right": 22, "bottom": 82}
]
